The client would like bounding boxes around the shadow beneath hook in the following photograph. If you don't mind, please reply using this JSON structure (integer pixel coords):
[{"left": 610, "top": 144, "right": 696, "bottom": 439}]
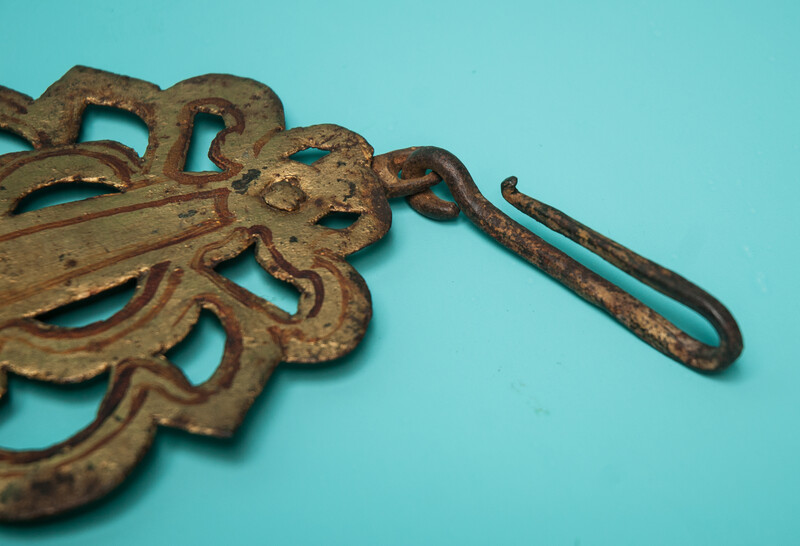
[{"left": 390, "top": 146, "right": 742, "bottom": 373}]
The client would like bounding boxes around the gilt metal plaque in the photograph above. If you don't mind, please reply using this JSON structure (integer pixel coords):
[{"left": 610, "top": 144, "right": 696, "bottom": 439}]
[
  {"left": 0, "top": 67, "right": 391, "bottom": 520},
  {"left": 0, "top": 67, "right": 743, "bottom": 521}
]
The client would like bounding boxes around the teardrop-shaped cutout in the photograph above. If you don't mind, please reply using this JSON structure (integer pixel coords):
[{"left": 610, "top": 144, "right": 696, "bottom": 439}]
[
  {"left": 289, "top": 147, "right": 331, "bottom": 165},
  {"left": 78, "top": 104, "right": 149, "bottom": 157},
  {"left": 36, "top": 278, "right": 137, "bottom": 328},
  {"left": 12, "top": 181, "right": 121, "bottom": 215},
  {"left": 165, "top": 310, "right": 226, "bottom": 386},
  {"left": 183, "top": 113, "right": 226, "bottom": 172},
  {"left": 315, "top": 211, "right": 361, "bottom": 230},
  {"left": 0, "top": 373, "right": 108, "bottom": 450},
  {"left": 0, "top": 130, "right": 33, "bottom": 155},
  {"left": 214, "top": 245, "right": 300, "bottom": 314}
]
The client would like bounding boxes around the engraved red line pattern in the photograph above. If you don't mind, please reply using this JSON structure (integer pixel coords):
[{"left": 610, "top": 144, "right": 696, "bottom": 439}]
[
  {"left": 0, "top": 147, "right": 138, "bottom": 192},
  {"left": 0, "top": 189, "right": 234, "bottom": 308},
  {"left": 0, "top": 295, "right": 249, "bottom": 471}
]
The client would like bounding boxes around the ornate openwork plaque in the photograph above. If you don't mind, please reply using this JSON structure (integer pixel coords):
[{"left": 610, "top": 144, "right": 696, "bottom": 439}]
[
  {"left": 0, "top": 67, "right": 742, "bottom": 521},
  {"left": 0, "top": 67, "right": 391, "bottom": 520}
]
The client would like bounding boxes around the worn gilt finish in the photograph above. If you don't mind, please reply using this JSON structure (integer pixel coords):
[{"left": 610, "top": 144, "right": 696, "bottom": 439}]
[
  {"left": 0, "top": 67, "right": 391, "bottom": 520},
  {"left": 0, "top": 67, "right": 743, "bottom": 522}
]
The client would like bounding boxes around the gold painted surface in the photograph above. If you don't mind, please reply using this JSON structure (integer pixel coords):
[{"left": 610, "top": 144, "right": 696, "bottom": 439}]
[{"left": 0, "top": 67, "right": 391, "bottom": 520}]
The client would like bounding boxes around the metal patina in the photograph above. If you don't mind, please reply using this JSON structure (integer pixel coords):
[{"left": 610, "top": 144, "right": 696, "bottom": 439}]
[{"left": 0, "top": 68, "right": 742, "bottom": 521}]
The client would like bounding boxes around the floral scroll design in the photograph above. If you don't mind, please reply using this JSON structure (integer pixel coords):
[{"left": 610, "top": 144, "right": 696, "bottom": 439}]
[{"left": 0, "top": 67, "right": 391, "bottom": 520}]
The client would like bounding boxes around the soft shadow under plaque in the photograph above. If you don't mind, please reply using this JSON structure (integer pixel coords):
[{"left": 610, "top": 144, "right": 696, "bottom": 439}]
[{"left": 0, "top": 67, "right": 742, "bottom": 521}]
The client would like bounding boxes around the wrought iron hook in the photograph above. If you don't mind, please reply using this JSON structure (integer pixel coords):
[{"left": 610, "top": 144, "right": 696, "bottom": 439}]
[{"left": 373, "top": 146, "right": 743, "bottom": 372}]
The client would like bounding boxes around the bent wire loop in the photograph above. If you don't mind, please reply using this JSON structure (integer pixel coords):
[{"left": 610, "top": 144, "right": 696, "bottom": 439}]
[{"left": 373, "top": 146, "right": 743, "bottom": 372}]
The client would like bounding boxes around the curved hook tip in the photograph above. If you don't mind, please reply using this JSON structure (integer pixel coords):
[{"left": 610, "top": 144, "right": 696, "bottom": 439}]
[{"left": 500, "top": 176, "right": 519, "bottom": 191}]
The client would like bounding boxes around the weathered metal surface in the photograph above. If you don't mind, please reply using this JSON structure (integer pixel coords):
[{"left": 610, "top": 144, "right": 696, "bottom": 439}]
[
  {"left": 0, "top": 67, "right": 391, "bottom": 520},
  {"left": 0, "top": 68, "right": 743, "bottom": 522},
  {"left": 382, "top": 146, "right": 743, "bottom": 372}
]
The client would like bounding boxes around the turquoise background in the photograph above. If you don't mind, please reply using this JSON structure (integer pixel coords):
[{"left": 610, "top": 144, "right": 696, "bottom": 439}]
[{"left": 1, "top": 0, "right": 798, "bottom": 544}]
